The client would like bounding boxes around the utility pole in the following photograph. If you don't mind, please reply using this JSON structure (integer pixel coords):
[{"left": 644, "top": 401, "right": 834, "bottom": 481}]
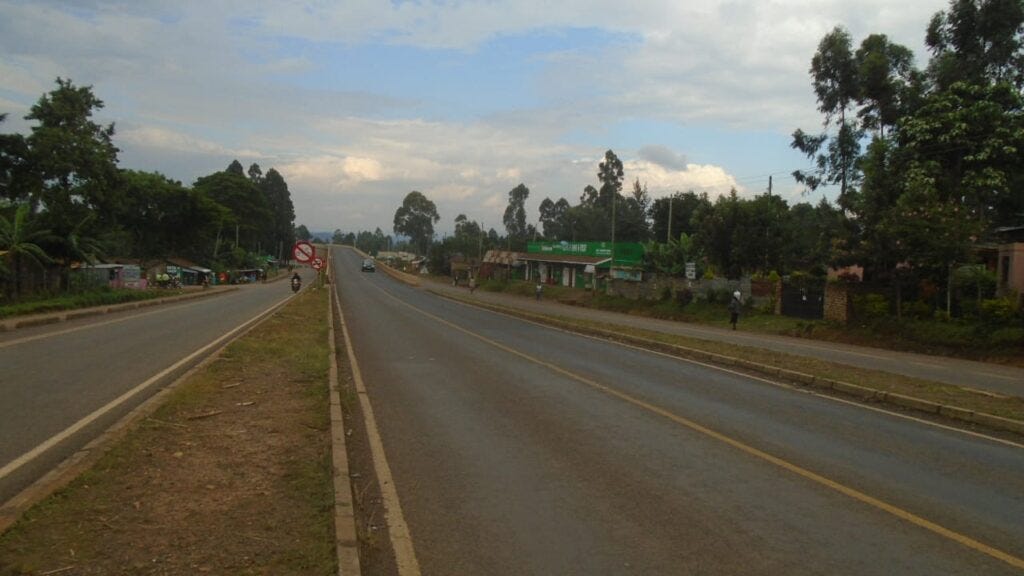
[
  {"left": 765, "top": 176, "right": 772, "bottom": 272},
  {"left": 610, "top": 191, "right": 617, "bottom": 291}
]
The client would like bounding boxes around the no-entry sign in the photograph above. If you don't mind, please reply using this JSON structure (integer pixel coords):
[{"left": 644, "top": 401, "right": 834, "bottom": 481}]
[{"left": 292, "top": 241, "right": 315, "bottom": 263}]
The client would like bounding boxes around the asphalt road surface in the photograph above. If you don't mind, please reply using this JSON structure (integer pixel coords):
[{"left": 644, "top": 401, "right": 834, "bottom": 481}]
[
  {"left": 333, "top": 248, "right": 1024, "bottom": 575},
  {"left": 426, "top": 282, "right": 1024, "bottom": 399},
  {"left": 0, "top": 274, "right": 305, "bottom": 505}
]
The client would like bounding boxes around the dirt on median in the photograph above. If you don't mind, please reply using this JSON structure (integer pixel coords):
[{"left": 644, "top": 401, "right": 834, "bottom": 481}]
[{"left": 0, "top": 288, "right": 337, "bottom": 575}]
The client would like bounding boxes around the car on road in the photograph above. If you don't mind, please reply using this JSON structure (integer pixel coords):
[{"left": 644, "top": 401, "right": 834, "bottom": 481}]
[{"left": 361, "top": 258, "right": 376, "bottom": 272}]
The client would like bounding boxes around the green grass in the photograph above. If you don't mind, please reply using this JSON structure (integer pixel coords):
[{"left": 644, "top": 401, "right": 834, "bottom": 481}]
[
  {"left": 0, "top": 288, "right": 169, "bottom": 319},
  {"left": 475, "top": 280, "right": 1023, "bottom": 364},
  {"left": 0, "top": 287, "right": 336, "bottom": 576}
]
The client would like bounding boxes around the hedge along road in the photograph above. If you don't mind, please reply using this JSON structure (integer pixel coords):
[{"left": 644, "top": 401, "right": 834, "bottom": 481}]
[
  {"left": 0, "top": 272, "right": 310, "bottom": 509},
  {"left": 332, "top": 247, "right": 1024, "bottom": 576}
]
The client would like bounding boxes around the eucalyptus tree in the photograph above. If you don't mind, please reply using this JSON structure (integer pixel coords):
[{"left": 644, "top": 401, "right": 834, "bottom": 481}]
[
  {"left": 393, "top": 191, "right": 440, "bottom": 255},
  {"left": 503, "top": 183, "right": 530, "bottom": 249},
  {"left": 926, "top": 0, "right": 1024, "bottom": 90},
  {"left": 791, "top": 26, "right": 864, "bottom": 210}
]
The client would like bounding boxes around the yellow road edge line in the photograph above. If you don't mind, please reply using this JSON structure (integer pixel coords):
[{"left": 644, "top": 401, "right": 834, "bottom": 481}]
[
  {"left": 334, "top": 282, "right": 422, "bottom": 576},
  {"left": 383, "top": 288, "right": 1024, "bottom": 571}
]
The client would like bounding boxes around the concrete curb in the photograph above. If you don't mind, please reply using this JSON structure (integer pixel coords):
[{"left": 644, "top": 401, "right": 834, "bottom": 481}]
[
  {"left": 327, "top": 275, "right": 362, "bottom": 575},
  {"left": 433, "top": 290, "right": 1024, "bottom": 437},
  {"left": 0, "top": 286, "right": 238, "bottom": 332}
]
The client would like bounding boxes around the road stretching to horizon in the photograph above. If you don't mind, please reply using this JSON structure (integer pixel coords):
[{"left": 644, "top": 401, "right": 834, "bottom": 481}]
[{"left": 333, "top": 247, "right": 1024, "bottom": 575}]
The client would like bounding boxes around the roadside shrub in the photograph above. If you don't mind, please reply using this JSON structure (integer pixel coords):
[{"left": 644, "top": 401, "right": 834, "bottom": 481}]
[
  {"left": 675, "top": 288, "right": 693, "bottom": 308},
  {"left": 854, "top": 293, "right": 889, "bottom": 319},
  {"left": 905, "top": 301, "right": 931, "bottom": 320},
  {"left": 660, "top": 286, "right": 672, "bottom": 301},
  {"left": 705, "top": 287, "right": 732, "bottom": 304},
  {"left": 980, "top": 298, "right": 1019, "bottom": 324},
  {"left": 903, "top": 319, "right": 975, "bottom": 349},
  {"left": 988, "top": 327, "right": 1024, "bottom": 349}
]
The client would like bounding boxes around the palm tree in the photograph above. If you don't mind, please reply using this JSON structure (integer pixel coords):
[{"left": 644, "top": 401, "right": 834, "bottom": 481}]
[{"left": 0, "top": 203, "right": 54, "bottom": 299}]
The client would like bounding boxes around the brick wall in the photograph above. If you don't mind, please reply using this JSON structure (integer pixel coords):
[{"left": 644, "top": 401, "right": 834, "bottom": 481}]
[{"left": 824, "top": 282, "right": 852, "bottom": 324}]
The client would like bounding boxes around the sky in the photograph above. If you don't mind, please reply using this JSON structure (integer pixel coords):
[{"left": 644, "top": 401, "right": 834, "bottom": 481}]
[{"left": 0, "top": 0, "right": 946, "bottom": 236}]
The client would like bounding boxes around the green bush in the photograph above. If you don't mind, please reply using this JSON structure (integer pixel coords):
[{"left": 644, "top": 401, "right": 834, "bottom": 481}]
[
  {"left": 675, "top": 288, "right": 693, "bottom": 308},
  {"left": 988, "top": 327, "right": 1024, "bottom": 349},
  {"left": 905, "top": 300, "right": 931, "bottom": 320},
  {"left": 855, "top": 293, "right": 889, "bottom": 318},
  {"left": 980, "top": 298, "right": 1019, "bottom": 324},
  {"left": 0, "top": 289, "right": 165, "bottom": 319}
]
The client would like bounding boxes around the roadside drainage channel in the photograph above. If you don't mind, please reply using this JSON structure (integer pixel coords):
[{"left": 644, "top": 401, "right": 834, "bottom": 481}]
[{"left": 431, "top": 290, "right": 1024, "bottom": 437}]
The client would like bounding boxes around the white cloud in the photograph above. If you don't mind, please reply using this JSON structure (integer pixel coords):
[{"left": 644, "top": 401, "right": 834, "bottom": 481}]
[
  {"left": 0, "top": 0, "right": 945, "bottom": 233},
  {"left": 625, "top": 160, "right": 742, "bottom": 199}
]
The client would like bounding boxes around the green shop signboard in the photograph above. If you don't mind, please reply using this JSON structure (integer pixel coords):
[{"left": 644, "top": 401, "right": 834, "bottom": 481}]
[{"left": 526, "top": 241, "right": 645, "bottom": 267}]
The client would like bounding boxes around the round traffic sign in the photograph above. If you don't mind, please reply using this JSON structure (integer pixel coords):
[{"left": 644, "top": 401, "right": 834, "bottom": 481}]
[
  {"left": 311, "top": 257, "right": 324, "bottom": 270},
  {"left": 293, "top": 241, "right": 315, "bottom": 263}
]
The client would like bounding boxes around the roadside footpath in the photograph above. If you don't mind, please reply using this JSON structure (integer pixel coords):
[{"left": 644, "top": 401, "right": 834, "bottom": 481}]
[
  {"left": 0, "top": 286, "right": 354, "bottom": 575},
  {"left": 408, "top": 276, "right": 1024, "bottom": 437}
]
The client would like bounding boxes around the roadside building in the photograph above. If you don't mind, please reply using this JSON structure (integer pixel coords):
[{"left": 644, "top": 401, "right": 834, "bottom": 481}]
[{"left": 520, "top": 241, "right": 646, "bottom": 289}]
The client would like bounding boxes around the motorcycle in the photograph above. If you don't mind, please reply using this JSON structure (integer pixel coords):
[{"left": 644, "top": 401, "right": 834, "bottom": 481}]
[{"left": 291, "top": 277, "right": 301, "bottom": 293}]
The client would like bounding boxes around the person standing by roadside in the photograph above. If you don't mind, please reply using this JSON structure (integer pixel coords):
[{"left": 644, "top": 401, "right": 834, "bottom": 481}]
[
  {"left": 728, "top": 291, "right": 742, "bottom": 330},
  {"left": 469, "top": 276, "right": 477, "bottom": 293}
]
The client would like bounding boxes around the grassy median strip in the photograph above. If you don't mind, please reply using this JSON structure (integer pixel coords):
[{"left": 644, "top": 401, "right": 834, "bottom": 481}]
[
  {"left": 0, "top": 288, "right": 335, "bottom": 576},
  {"left": 445, "top": 293, "right": 1024, "bottom": 425}
]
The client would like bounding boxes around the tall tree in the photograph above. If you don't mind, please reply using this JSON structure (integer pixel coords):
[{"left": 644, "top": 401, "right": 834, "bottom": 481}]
[
  {"left": 0, "top": 114, "right": 30, "bottom": 203},
  {"left": 650, "top": 191, "right": 710, "bottom": 243},
  {"left": 926, "top": 0, "right": 1024, "bottom": 89},
  {"left": 259, "top": 168, "right": 296, "bottom": 259},
  {"left": 226, "top": 159, "right": 245, "bottom": 177},
  {"left": 792, "top": 27, "right": 864, "bottom": 209},
  {"left": 247, "top": 163, "right": 263, "bottom": 184},
  {"left": 597, "top": 150, "right": 624, "bottom": 209},
  {"left": 616, "top": 178, "right": 651, "bottom": 242},
  {"left": 503, "top": 183, "right": 530, "bottom": 249},
  {"left": 193, "top": 169, "right": 273, "bottom": 253},
  {"left": 393, "top": 191, "right": 440, "bottom": 255},
  {"left": 119, "top": 170, "right": 226, "bottom": 264},
  {"left": 855, "top": 34, "right": 918, "bottom": 137},
  {"left": 21, "top": 79, "right": 122, "bottom": 267},
  {"left": 538, "top": 197, "right": 571, "bottom": 240}
]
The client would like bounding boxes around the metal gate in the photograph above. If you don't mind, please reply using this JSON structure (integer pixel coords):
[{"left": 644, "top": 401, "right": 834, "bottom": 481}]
[{"left": 781, "top": 281, "right": 825, "bottom": 319}]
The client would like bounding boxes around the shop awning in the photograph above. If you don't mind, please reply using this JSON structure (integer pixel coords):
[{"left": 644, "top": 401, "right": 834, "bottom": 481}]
[{"left": 518, "top": 253, "right": 611, "bottom": 267}]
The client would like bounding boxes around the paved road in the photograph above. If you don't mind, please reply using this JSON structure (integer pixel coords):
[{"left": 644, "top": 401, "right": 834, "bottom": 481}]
[
  {"left": 426, "top": 281, "right": 1024, "bottom": 398},
  {"left": 0, "top": 274, "right": 306, "bottom": 505},
  {"left": 334, "top": 248, "right": 1024, "bottom": 575}
]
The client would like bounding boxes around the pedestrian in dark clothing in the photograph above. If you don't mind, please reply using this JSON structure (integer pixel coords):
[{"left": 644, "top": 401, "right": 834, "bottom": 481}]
[
  {"left": 728, "top": 291, "right": 741, "bottom": 330},
  {"left": 535, "top": 282, "right": 543, "bottom": 301}
]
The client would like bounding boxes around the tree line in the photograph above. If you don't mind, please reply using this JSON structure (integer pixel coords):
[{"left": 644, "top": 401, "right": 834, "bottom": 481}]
[
  {"left": 370, "top": 0, "right": 1022, "bottom": 316},
  {"left": 1, "top": 79, "right": 297, "bottom": 297}
]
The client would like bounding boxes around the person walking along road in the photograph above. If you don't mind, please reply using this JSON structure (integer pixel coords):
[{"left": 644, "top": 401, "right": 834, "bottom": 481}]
[{"left": 728, "top": 291, "right": 741, "bottom": 330}]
